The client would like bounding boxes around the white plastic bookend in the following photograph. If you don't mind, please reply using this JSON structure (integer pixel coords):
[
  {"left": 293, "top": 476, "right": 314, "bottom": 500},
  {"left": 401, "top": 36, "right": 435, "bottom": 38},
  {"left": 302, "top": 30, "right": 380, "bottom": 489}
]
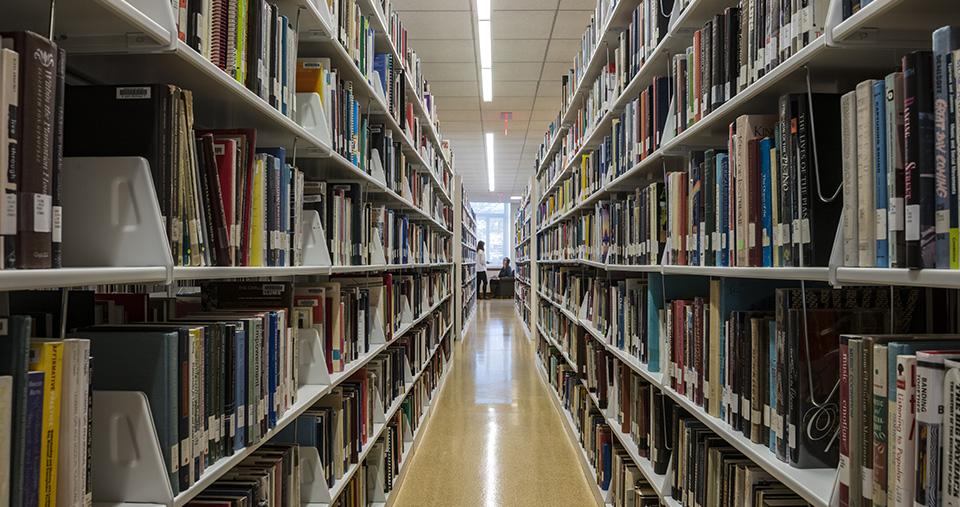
[
  {"left": 373, "top": 386, "right": 387, "bottom": 424},
  {"left": 91, "top": 390, "right": 174, "bottom": 505},
  {"left": 314, "top": 0, "right": 336, "bottom": 36},
  {"left": 62, "top": 157, "right": 174, "bottom": 272},
  {"left": 369, "top": 228, "right": 387, "bottom": 266},
  {"left": 661, "top": 455, "right": 675, "bottom": 498},
  {"left": 370, "top": 71, "right": 388, "bottom": 113},
  {"left": 297, "top": 328, "right": 332, "bottom": 387},
  {"left": 667, "top": 0, "right": 681, "bottom": 31},
  {"left": 369, "top": 149, "right": 388, "bottom": 187},
  {"left": 402, "top": 416, "right": 414, "bottom": 444},
  {"left": 401, "top": 296, "right": 414, "bottom": 326},
  {"left": 661, "top": 97, "right": 677, "bottom": 146},
  {"left": 827, "top": 208, "right": 844, "bottom": 288},
  {"left": 295, "top": 93, "right": 333, "bottom": 148},
  {"left": 301, "top": 210, "right": 332, "bottom": 268},
  {"left": 578, "top": 298, "right": 589, "bottom": 320},
  {"left": 403, "top": 356, "right": 414, "bottom": 384},
  {"left": 365, "top": 445, "right": 388, "bottom": 503},
  {"left": 299, "top": 446, "right": 333, "bottom": 503},
  {"left": 369, "top": 288, "right": 388, "bottom": 346}
]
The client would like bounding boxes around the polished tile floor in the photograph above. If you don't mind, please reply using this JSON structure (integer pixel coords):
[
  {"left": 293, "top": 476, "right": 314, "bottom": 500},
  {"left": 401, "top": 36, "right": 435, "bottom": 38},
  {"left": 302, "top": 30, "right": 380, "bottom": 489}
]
[{"left": 392, "top": 299, "right": 599, "bottom": 506}]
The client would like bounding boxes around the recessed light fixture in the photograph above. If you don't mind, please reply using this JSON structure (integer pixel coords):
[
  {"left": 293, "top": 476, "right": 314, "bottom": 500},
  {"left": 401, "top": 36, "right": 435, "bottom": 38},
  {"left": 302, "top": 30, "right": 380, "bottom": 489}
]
[
  {"left": 486, "top": 132, "right": 495, "bottom": 192},
  {"left": 477, "top": 0, "right": 493, "bottom": 102}
]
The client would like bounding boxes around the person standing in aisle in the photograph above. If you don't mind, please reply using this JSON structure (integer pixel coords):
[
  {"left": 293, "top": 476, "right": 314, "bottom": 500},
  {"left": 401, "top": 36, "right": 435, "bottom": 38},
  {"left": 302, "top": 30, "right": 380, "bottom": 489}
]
[{"left": 476, "top": 241, "right": 487, "bottom": 298}]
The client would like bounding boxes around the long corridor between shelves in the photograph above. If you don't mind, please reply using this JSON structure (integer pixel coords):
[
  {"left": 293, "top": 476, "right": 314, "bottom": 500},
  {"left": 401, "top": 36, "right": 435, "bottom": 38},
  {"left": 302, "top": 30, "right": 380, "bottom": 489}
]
[{"left": 391, "top": 299, "right": 598, "bottom": 506}]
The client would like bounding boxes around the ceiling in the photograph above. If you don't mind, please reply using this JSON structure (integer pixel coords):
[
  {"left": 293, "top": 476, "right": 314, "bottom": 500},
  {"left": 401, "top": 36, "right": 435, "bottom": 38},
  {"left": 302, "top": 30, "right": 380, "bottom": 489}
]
[{"left": 392, "top": 0, "right": 594, "bottom": 202}]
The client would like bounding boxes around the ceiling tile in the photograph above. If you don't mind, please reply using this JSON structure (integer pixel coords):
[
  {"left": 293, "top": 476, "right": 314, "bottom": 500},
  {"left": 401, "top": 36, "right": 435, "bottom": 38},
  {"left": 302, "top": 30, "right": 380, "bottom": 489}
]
[
  {"left": 442, "top": 109, "right": 483, "bottom": 121},
  {"left": 397, "top": 11, "right": 473, "bottom": 39},
  {"left": 495, "top": 81, "right": 540, "bottom": 96},
  {"left": 480, "top": 96, "right": 536, "bottom": 110},
  {"left": 409, "top": 39, "right": 476, "bottom": 62},
  {"left": 428, "top": 81, "right": 479, "bottom": 97},
  {"left": 493, "top": 39, "right": 548, "bottom": 62},
  {"left": 392, "top": 0, "right": 471, "bottom": 9},
  {"left": 536, "top": 81, "right": 562, "bottom": 96},
  {"left": 558, "top": 0, "right": 594, "bottom": 8},
  {"left": 544, "top": 38, "right": 580, "bottom": 61},
  {"left": 493, "top": 0, "right": 560, "bottom": 9},
  {"left": 492, "top": 10, "right": 555, "bottom": 39},
  {"left": 533, "top": 95, "right": 561, "bottom": 110},
  {"left": 540, "top": 62, "right": 572, "bottom": 81},
  {"left": 550, "top": 10, "right": 593, "bottom": 39},
  {"left": 422, "top": 62, "right": 477, "bottom": 80},
  {"left": 494, "top": 62, "right": 542, "bottom": 81},
  {"left": 435, "top": 97, "right": 482, "bottom": 110}
]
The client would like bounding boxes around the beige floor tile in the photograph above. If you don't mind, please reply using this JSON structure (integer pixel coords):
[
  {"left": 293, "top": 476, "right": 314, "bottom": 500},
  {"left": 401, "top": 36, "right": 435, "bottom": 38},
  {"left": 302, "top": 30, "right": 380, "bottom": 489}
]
[{"left": 391, "top": 300, "right": 599, "bottom": 507}]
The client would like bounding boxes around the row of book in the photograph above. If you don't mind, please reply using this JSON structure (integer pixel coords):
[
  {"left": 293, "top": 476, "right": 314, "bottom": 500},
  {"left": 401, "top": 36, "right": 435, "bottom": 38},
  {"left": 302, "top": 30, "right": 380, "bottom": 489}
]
[
  {"left": 174, "top": 0, "right": 299, "bottom": 120},
  {"left": 0, "top": 278, "right": 452, "bottom": 506},
  {"left": 841, "top": 32, "right": 960, "bottom": 271},
  {"left": 185, "top": 341, "right": 451, "bottom": 507},
  {"left": 0, "top": 32, "right": 65, "bottom": 270},
  {"left": 537, "top": 93, "right": 841, "bottom": 269}
]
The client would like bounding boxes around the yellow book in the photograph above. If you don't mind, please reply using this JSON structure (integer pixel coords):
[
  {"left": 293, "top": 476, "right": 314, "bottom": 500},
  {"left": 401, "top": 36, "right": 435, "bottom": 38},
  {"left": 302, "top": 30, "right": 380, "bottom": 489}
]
[
  {"left": 296, "top": 58, "right": 329, "bottom": 94},
  {"left": 28, "top": 340, "right": 63, "bottom": 507},
  {"left": 250, "top": 156, "right": 266, "bottom": 267}
]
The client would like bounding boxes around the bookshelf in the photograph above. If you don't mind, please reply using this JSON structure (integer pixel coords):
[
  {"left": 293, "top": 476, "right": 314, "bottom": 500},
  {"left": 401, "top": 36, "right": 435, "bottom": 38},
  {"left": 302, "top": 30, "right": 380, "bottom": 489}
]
[
  {"left": 527, "top": 0, "right": 960, "bottom": 505},
  {"left": 0, "top": 0, "right": 467, "bottom": 505},
  {"left": 455, "top": 180, "right": 478, "bottom": 338},
  {"left": 514, "top": 183, "right": 533, "bottom": 339}
]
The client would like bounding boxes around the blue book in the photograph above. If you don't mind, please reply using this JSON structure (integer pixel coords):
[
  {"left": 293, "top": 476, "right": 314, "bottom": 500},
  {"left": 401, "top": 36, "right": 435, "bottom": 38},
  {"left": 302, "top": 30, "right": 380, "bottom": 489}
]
[
  {"left": 600, "top": 437, "right": 612, "bottom": 490},
  {"left": 873, "top": 80, "right": 889, "bottom": 267},
  {"left": 280, "top": 164, "right": 291, "bottom": 266},
  {"left": 267, "top": 311, "right": 278, "bottom": 427},
  {"left": 933, "top": 27, "right": 960, "bottom": 268},
  {"left": 23, "top": 371, "right": 44, "bottom": 507},
  {"left": 760, "top": 137, "right": 774, "bottom": 266},
  {"left": 718, "top": 153, "right": 730, "bottom": 266},
  {"left": 646, "top": 274, "right": 662, "bottom": 373},
  {"left": 280, "top": 15, "right": 289, "bottom": 115}
]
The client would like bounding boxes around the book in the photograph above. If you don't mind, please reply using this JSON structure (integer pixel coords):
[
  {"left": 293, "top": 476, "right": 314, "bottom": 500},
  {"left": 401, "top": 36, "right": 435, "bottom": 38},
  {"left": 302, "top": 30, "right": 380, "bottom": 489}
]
[
  {"left": 943, "top": 358, "right": 960, "bottom": 506},
  {"left": 842, "top": 90, "right": 859, "bottom": 267},
  {"left": 857, "top": 80, "right": 878, "bottom": 268},
  {"left": 885, "top": 72, "right": 906, "bottom": 268},
  {"left": 0, "top": 32, "right": 58, "bottom": 269},
  {"left": 893, "top": 354, "right": 917, "bottom": 507},
  {"left": 0, "top": 316, "right": 31, "bottom": 506},
  {"left": 54, "top": 339, "right": 90, "bottom": 507},
  {"left": 23, "top": 371, "right": 43, "bottom": 507},
  {"left": 874, "top": 80, "right": 889, "bottom": 268},
  {"left": 915, "top": 350, "right": 960, "bottom": 506},
  {"left": 0, "top": 375, "right": 10, "bottom": 507},
  {"left": 932, "top": 27, "right": 960, "bottom": 269},
  {"left": 0, "top": 48, "right": 17, "bottom": 269},
  {"left": 28, "top": 340, "right": 64, "bottom": 507},
  {"left": 902, "top": 51, "right": 935, "bottom": 268}
]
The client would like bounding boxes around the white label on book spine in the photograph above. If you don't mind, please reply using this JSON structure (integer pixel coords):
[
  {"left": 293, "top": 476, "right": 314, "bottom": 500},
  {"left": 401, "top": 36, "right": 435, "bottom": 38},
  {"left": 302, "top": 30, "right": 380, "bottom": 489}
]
[
  {"left": 116, "top": 86, "right": 151, "bottom": 99},
  {"left": 906, "top": 204, "right": 921, "bottom": 241},
  {"left": 171, "top": 443, "right": 179, "bottom": 473},
  {"left": 876, "top": 210, "right": 888, "bottom": 240},
  {"left": 742, "top": 397, "right": 750, "bottom": 416},
  {"left": 33, "top": 194, "right": 51, "bottom": 233},
  {"left": 789, "top": 423, "right": 798, "bottom": 449},
  {"left": 238, "top": 405, "right": 245, "bottom": 430},
  {"left": 800, "top": 218, "right": 811, "bottom": 244},
  {"left": 180, "top": 438, "right": 190, "bottom": 467},
  {"left": 230, "top": 414, "right": 236, "bottom": 437},
  {"left": 748, "top": 223, "right": 756, "bottom": 248},
  {"left": 863, "top": 471, "right": 874, "bottom": 498},
  {"left": 51, "top": 205, "right": 61, "bottom": 242},
  {"left": 1, "top": 193, "right": 15, "bottom": 235},
  {"left": 936, "top": 210, "right": 950, "bottom": 234},
  {"left": 890, "top": 198, "right": 904, "bottom": 230},
  {"left": 763, "top": 404, "right": 771, "bottom": 425}
]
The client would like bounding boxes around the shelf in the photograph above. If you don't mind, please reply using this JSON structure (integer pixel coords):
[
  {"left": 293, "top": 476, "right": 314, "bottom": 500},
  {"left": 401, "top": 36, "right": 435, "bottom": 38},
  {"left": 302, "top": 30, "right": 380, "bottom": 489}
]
[
  {"left": 0, "top": 266, "right": 167, "bottom": 291},
  {"left": 535, "top": 258, "right": 830, "bottom": 281},
  {"left": 830, "top": 0, "right": 957, "bottom": 45},
  {"left": 834, "top": 267, "right": 960, "bottom": 288},
  {"left": 534, "top": 360, "right": 612, "bottom": 507}
]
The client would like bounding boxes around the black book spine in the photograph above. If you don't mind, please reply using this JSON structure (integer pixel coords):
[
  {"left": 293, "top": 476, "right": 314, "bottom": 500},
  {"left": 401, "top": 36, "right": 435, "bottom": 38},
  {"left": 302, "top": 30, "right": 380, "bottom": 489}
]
[
  {"left": 917, "top": 52, "right": 937, "bottom": 268},
  {"left": 712, "top": 15, "right": 724, "bottom": 110},
  {"left": 51, "top": 48, "right": 65, "bottom": 268},
  {"left": 177, "top": 329, "right": 190, "bottom": 493},
  {"left": 796, "top": 93, "right": 812, "bottom": 266},
  {"left": 903, "top": 51, "right": 934, "bottom": 268},
  {"left": 778, "top": 94, "right": 794, "bottom": 267},
  {"left": 725, "top": 8, "right": 739, "bottom": 101}
]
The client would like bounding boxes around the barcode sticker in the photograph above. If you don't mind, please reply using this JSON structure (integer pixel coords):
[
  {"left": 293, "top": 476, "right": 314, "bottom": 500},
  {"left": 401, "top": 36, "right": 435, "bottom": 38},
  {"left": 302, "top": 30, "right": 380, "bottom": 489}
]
[
  {"left": 936, "top": 210, "right": 950, "bottom": 234},
  {"left": 1, "top": 193, "right": 15, "bottom": 235},
  {"left": 890, "top": 198, "right": 904, "bottom": 230},
  {"left": 51, "top": 205, "right": 61, "bottom": 243},
  {"left": 876, "top": 210, "right": 888, "bottom": 240},
  {"left": 33, "top": 194, "right": 51, "bottom": 233},
  {"left": 789, "top": 423, "right": 798, "bottom": 449},
  {"left": 116, "top": 86, "right": 151, "bottom": 99},
  {"left": 748, "top": 223, "right": 757, "bottom": 248},
  {"left": 180, "top": 438, "right": 191, "bottom": 466},
  {"left": 906, "top": 204, "right": 921, "bottom": 241}
]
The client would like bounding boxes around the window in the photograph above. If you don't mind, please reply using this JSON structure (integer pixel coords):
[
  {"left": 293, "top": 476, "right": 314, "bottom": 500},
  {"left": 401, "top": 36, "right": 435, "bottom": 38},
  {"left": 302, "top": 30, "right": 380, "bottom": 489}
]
[{"left": 472, "top": 201, "right": 510, "bottom": 267}]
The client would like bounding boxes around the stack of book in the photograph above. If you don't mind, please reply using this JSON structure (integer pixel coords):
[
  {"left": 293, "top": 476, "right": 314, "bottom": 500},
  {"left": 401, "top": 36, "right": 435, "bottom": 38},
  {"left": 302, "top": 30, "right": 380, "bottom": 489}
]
[{"left": 184, "top": 444, "right": 301, "bottom": 506}]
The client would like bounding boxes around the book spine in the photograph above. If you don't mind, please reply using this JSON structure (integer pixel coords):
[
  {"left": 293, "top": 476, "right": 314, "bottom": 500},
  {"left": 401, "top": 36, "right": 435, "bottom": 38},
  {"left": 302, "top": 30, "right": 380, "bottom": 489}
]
[
  {"left": 933, "top": 28, "right": 960, "bottom": 269},
  {"left": 0, "top": 48, "right": 17, "bottom": 271},
  {"left": 915, "top": 355, "right": 947, "bottom": 506},
  {"left": 23, "top": 371, "right": 44, "bottom": 507},
  {"left": 842, "top": 91, "right": 859, "bottom": 266},
  {"left": 887, "top": 73, "right": 906, "bottom": 268},
  {"left": 56, "top": 340, "right": 89, "bottom": 507},
  {"left": 943, "top": 363, "right": 960, "bottom": 506},
  {"left": 874, "top": 81, "right": 888, "bottom": 268},
  {"left": 903, "top": 52, "right": 930, "bottom": 268},
  {"left": 918, "top": 52, "right": 938, "bottom": 268},
  {"left": 50, "top": 48, "right": 64, "bottom": 269},
  {"left": 11, "top": 33, "right": 57, "bottom": 269},
  {"left": 857, "top": 80, "right": 877, "bottom": 267},
  {"left": 893, "top": 357, "right": 916, "bottom": 507},
  {"left": 29, "top": 342, "right": 63, "bottom": 507},
  {"left": 839, "top": 339, "right": 850, "bottom": 507},
  {"left": 872, "top": 344, "right": 888, "bottom": 506}
]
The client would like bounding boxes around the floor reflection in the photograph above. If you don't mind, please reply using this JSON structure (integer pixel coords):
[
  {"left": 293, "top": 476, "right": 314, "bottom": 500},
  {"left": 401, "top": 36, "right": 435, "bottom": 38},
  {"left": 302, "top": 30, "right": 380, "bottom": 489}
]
[{"left": 391, "top": 299, "right": 598, "bottom": 507}]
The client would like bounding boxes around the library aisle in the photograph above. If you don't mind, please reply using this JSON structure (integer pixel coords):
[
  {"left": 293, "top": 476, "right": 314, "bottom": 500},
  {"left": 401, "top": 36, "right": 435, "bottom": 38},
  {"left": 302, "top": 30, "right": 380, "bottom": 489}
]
[{"left": 392, "top": 299, "right": 596, "bottom": 507}]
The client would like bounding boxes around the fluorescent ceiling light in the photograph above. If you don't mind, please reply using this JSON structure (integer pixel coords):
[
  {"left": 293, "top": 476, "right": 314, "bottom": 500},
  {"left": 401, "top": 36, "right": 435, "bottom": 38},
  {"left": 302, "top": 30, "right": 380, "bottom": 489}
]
[
  {"left": 510, "top": 195, "right": 522, "bottom": 200},
  {"left": 479, "top": 20, "right": 492, "bottom": 68},
  {"left": 481, "top": 68, "right": 493, "bottom": 102},
  {"left": 477, "top": 0, "right": 490, "bottom": 20},
  {"left": 486, "top": 133, "right": 495, "bottom": 192}
]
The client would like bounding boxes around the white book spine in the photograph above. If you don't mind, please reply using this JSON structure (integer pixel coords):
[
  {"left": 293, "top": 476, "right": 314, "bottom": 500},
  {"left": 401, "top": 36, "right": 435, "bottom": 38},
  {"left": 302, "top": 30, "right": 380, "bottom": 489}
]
[
  {"left": 893, "top": 354, "right": 916, "bottom": 507},
  {"left": 916, "top": 352, "right": 960, "bottom": 507},
  {"left": 856, "top": 80, "right": 877, "bottom": 267},
  {"left": 56, "top": 340, "right": 90, "bottom": 507},
  {"left": 942, "top": 360, "right": 960, "bottom": 507},
  {"left": 841, "top": 91, "right": 859, "bottom": 267}
]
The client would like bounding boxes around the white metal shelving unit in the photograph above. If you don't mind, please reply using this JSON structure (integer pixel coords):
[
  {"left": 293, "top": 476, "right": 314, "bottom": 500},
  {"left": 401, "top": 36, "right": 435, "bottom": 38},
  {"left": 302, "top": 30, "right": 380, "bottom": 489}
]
[
  {"left": 524, "top": 0, "right": 960, "bottom": 505},
  {"left": 455, "top": 177, "right": 478, "bottom": 339},
  {"left": 0, "top": 0, "right": 471, "bottom": 505}
]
